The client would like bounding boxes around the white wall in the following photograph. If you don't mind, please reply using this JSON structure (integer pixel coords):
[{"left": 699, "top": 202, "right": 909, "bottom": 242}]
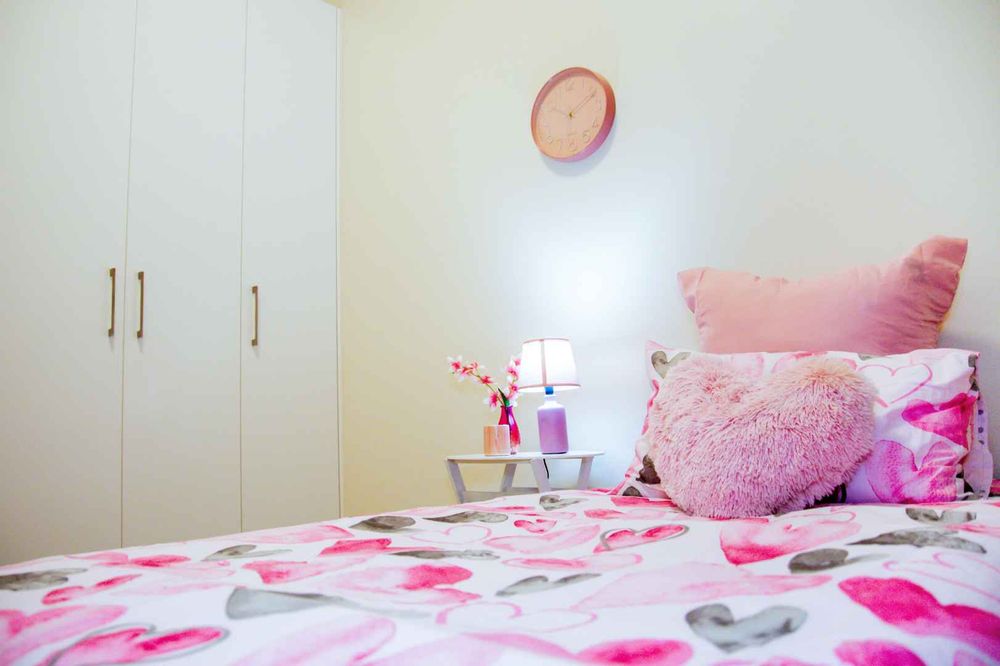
[{"left": 339, "top": 0, "right": 1000, "bottom": 515}]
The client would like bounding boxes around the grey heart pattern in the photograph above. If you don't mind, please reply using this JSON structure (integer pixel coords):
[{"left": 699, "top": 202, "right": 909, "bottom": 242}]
[
  {"left": 392, "top": 549, "right": 499, "bottom": 561},
  {"left": 969, "top": 354, "right": 980, "bottom": 391},
  {"left": 787, "top": 548, "right": 881, "bottom": 573},
  {"left": 851, "top": 528, "right": 985, "bottom": 553},
  {"left": 539, "top": 495, "right": 584, "bottom": 511},
  {"left": 204, "top": 544, "right": 291, "bottom": 561},
  {"left": 496, "top": 573, "right": 600, "bottom": 597},
  {"left": 685, "top": 603, "right": 806, "bottom": 653},
  {"left": 426, "top": 511, "right": 508, "bottom": 524},
  {"left": 352, "top": 515, "right": 416, "bottom": 532},
  {"left": 905, "top": 508, "right": 976, "bottom": 525},
  {"left": 638, "top": 455, "right": 661, "bottom": 485},
  {"left": 0, "top": 568, "right": 87, "bottom": 591},
  {"left": 226, "top": 588, "right": 427, "bottom": 621},
  {"left": 227, "top": 588, "right": 334, "bottom": 619},
  {"left": 651, "top": 351, "right": 691, "bottom": 379}
]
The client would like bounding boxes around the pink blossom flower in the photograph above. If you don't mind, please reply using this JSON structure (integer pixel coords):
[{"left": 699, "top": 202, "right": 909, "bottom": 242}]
[{"left": 449, "top": 352, "right": 520, "bottom": 412}]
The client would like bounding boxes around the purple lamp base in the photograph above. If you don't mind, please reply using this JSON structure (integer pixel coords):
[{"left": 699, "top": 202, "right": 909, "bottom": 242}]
[{"left": 537, "top": 394, "right": 569, "bottom": 454}]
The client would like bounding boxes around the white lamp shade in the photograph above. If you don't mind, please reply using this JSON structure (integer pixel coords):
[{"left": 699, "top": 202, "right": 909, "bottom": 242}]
[{"left": 518, "top": 338, "right": 580, "bottom": 393}]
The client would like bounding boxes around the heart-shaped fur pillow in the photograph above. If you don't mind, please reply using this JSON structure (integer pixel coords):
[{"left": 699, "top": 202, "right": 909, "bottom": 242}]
[{"left": 648, "top": 356, "right": 876, "bottom": 518}]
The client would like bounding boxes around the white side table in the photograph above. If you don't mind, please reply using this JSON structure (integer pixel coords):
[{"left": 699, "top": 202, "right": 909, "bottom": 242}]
[{"left": 445, "top": 450, "right": 604, "bottom": 503}]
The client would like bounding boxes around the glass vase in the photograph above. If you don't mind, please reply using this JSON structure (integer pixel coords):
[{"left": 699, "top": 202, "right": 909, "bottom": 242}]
[{"left": 498, "top": 404, "right": 521, "bottom": 454}]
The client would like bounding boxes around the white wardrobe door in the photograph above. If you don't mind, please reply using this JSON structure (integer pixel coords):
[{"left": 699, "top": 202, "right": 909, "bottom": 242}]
[
  {"left": 241, "top": 0, "right": 339, "bottom": 531},
  {"left": 0, "top": 0, "right": 134, "bottom": 564},
  {"left": 122, "top": 0, "right": 245, "bottom": 546}
]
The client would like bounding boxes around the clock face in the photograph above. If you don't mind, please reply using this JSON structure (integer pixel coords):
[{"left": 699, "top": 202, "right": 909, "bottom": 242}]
[{"left": 531, "top": 67, "right": 615, "bottom": 162}]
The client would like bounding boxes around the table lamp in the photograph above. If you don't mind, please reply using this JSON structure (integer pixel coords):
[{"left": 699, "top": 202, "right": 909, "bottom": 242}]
[{"left": 518, "top": 338, "right": 579, "bottom": 454}]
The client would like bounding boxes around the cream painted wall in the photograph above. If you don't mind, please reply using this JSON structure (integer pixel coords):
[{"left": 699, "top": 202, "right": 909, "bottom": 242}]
[{"left": 338, "top": 0, "right": 1000, "bottom": 515}]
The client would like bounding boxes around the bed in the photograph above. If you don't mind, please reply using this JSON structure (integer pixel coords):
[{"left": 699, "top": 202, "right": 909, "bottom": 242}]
[{"left": 2, "top": 489, "right": 998, "bottom": 665}]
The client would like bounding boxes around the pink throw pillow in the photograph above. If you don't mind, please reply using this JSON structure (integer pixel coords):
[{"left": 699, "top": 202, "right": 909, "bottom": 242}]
[
  {"left": 647, "top": 356, "right": 877, "bottom": 517},
  {"left": 678, "top": 236, "right": 967, "bottom": 355},
  {"left": 614, "top": 342, "right": 992, "bottom": 505}
]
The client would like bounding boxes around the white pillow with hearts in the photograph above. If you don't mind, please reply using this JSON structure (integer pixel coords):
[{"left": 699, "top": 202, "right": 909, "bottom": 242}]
[{"left": 613, "top": 342, "right": 991, "bottom": 504}]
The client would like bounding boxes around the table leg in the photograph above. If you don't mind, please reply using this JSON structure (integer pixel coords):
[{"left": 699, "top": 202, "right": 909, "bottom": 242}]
[
  {"left": 446, "top": 460, "right": 467, "bottom": 503},
  {"left": 500, "top": 463, "right": 516, "bottom": 493},
  {"left": 575, "top": 456, "right": 594, "bottom": 489},
  {"left": 529, "top": 458, "right": 552, "bottom": 493}
]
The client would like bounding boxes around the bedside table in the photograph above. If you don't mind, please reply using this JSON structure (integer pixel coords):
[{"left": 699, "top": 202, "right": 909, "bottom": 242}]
[{"left": 445, "top": 450, "right": 604, "bottom": 503}]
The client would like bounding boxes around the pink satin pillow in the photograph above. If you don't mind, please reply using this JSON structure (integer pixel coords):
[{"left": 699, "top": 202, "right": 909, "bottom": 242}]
[{"left": 678, "top": 236, "right": 967, "bottom": 355}]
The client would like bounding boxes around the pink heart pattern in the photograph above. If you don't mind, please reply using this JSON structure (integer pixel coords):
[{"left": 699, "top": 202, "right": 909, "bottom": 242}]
[
  {"left": 235, "top": 617, "right": 396, "bottom": 665},
  {"left": 38, "top": 625, "right": 225, "bottom": 665},
  {"left": 466, "top": 631, "right": 693, "bottom": 665},
  {"left": 320, "top": 564, "right": 480, "bottom": 605},
  {"left": 901, "top": 393, "right": 977, "bottom": 446},
  {"left": 437, "top": 602, "right": 596, "bottom": 633},
  {"left": 513, "top": 518, "right": 556, "bottom": 534},
  {"left": 856, "top": 362, "right": 933, "bottom": 407},
  {"left": 840, "top": 577, "right": 1000, "bottom": 659},
  {"left": 486, "top": 525, "right": 601, "bottom": 555},
  {"left": 319, "top": 538, "right": 415, "bottom": 556},
  {"left": 720, "top": 512, "right": 860, "bottom": 565},
  {"left": 884, "top": 552, "right": 1000, "bottom": 604},
  {"left": 412, "top": 525, "right": 492, "bottom": 545},
  {"left": 42, "top": 575, "right": 141, "bottom": 605},
  {"left": 71, "top": 552, "right": 233, "bottom": 580},
  {"left": 0, "top": 605, "right": 126, "bottom": 664},
  {"left": 503, "top": 553, "right": 641, "bottom": 573},
  {"left": 866, "top": 440, "right": 962, "bottom": 503},
  {"left": 230, "top": 523, "right": 354, "bottom": 544},
  {"left": 593, "top": 525, "right": 687, "bottom": 553},
  {"left": 834, "top": 640, "right": 926, "bottom": 666},
  {"left": 584, "top": 507, "right": 671, "bottom": 521},
  {"left": 243, "top": 558, "right": 367, "bottom": 584},
  {"left": 576, "top": 562, "right": 829, "bottom": 611}
]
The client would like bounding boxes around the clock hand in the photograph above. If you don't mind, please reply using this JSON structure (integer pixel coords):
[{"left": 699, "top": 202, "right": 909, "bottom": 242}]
[{"left": 569, "top": 92, "right": 596, "bottom": 116}]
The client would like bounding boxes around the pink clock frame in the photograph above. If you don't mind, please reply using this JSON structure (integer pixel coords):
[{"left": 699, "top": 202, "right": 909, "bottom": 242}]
[{"left": 530, "top": 67, "right": 616, "bottom": 162}]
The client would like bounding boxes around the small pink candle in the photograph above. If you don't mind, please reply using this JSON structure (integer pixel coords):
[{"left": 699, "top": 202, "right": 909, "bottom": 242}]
[{"left": 483, "top": 425, "right": 511, "bottom": 456}]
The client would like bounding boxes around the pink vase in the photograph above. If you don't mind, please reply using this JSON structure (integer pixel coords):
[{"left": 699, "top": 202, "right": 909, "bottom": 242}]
[{"left": 498, "top": 404, "right": 521, "bottom": 453}]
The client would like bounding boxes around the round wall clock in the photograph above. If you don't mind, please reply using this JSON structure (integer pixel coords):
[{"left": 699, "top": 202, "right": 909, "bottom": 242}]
[{"left": 531, "top": 67, "right": 616, "bottom": 162}]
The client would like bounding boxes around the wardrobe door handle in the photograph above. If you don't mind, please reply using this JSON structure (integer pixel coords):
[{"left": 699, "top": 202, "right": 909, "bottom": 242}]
[
  {"left": 136, "top": 271, "right": 145, "bottom": 339},
  {"left": 108, "top": 267, "right": 116, "bottom": 337},
  {"left": 251, "top": 285, "right": 259, "bottom": 347}
]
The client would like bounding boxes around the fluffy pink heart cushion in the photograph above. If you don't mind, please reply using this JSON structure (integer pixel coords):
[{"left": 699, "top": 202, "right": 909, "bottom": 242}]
[{"left": 648, "top": 356, "right": 877, "bottom": 518}]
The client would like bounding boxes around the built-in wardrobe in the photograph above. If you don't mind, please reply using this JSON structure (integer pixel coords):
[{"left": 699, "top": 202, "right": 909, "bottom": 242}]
[{"left": 0, "top": 0, "right": 339, "bottom": 565}]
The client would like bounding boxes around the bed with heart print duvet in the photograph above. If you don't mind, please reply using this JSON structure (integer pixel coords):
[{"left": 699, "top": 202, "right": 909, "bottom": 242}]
[{"left": 2, "top": 490, "right": 999, "bottom": 665}]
